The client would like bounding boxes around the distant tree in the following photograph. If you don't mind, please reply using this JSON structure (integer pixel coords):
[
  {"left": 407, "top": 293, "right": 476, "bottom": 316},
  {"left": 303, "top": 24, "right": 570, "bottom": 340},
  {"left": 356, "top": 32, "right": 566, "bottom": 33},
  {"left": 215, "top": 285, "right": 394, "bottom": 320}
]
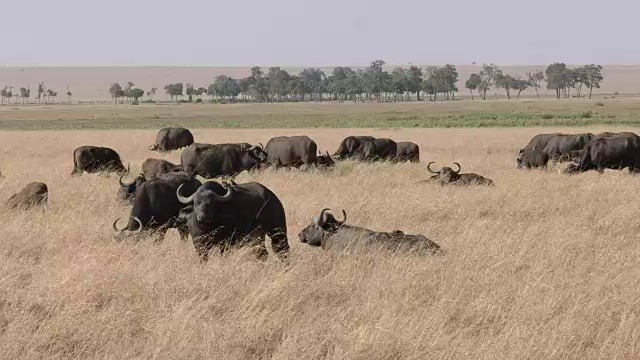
[
  {"left": 0, "top": 86, "right": 7, "bottom": 105},
  {"left": 495, "top": 73, "right": 515, "bottom": 99},
  {"left": 465, "top": 73, "right": 482, "bottom": 100},
  {"left": 299, "top": 68, "right": 326, "bottom": 101},
  {"left": 66, "top": 85, "right": 72, "bottom": 104},
  {"left": 185, "top": 83, "right": 195, "bottom": 102},
  {"left": 478, "top": 63, "right": 501, "bottom": 100},
  {"left": 583, "top": 64, "right": 603, "bottom": 99},
  {"left": 7, "top": 87, "right": 13, "bottom": 104},
  {"left": 123, "top": 82, "right": 135, "bottom": 102},
  {"left": 37, "top": 82, "right": 45, "bottom": 104},
  {"left": 19, "top": 87, "right": 29, "bottom": 104},
  {"left": 164, "top": 83, "right": 183, "bottom": 103},
  {"left": 226, "top": 78, "right": 240, "bottom": 102},
  {"left": 268, "top": 67, "right": 291, "bottom": 101},
  {"left": 545, "top": 63, "right": 568, "bottom": 99},
  {"left": 513, "top": 77, "right": 531, "bottom": 99},
  {"left": 345, "top": 68, "right": 363, "bottom": 102},
  {"left": 362, "top": 60, "right": 388, "bottom": 101},
  {"left": 108, "top": 83, "right": 123, "bottom": 105},
  {"left": 195, "top": 87, "right": 207, "bottom": 101},
  {"left": 146, "top": 87, "right": 157, "bottom": 100},
  {"left": 129, "top": 88, "right": 145, "bottom": 103},
  {"left": 526, "top": 70, "right": 545, "bottom": 99},
  {"left": 390, "top": 67, "right": 408, "bottom": 101},
  {"left": 406, "top": 65, "right": 423, "bottom": 101},
  {"left": 46, "top": 89, "right": 57, "bottom": 103}
]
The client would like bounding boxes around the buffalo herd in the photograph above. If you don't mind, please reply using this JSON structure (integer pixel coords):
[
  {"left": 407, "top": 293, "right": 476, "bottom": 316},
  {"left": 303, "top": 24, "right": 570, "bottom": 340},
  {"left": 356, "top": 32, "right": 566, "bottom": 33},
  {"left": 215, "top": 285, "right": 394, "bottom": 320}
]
[{"left": 6, "top": 126, "right": 640, "bottom": 262}]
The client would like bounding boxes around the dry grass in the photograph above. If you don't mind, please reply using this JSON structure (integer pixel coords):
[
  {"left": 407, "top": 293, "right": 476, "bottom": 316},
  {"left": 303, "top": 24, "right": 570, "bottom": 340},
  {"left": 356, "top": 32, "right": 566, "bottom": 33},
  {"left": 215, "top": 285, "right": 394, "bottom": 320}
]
[{"left": 2, "top": 128, "right": 640, "bottom": 359}]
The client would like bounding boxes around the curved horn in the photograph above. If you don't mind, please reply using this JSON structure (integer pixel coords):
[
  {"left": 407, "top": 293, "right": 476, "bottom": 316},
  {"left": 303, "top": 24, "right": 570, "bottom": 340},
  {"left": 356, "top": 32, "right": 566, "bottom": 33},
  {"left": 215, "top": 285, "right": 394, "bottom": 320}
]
[
  {"left": 148, "top": 144, "right": 157, "bottom": 150},
  {"left": 131, "top": 217, "right": 143, "bottom": 234},
  {"left": 325, "top": 151, "right": 329, "bottom": 157},
  {"left": 112, "top": 217, "right": 124, "bottom": 236},
  {"left": 126, "top": 163, "right": 131, "bottom": 173},
  {"left": 313, "top": 208, "right": 331, "bottom": 227},
  {"left": 211, "top": 184, "right": 233, "bottom": 202},
  {"left": 176, "top": 183, "right": 195, "bottom": 204},
  {"left": 259, "top": 143, "right": 264, "bottom": 149},
  {"left": 119, "top": 174, "right": 133, "bottom": 187},
  {"left": 453, "top": 162, "right": 461, "bottom": 174},
  {"left": 336, "top": 209, "right": 347, "bottom": 226},
  {"left": 427, "top": 162, "right": 439, "bottom": 174}
]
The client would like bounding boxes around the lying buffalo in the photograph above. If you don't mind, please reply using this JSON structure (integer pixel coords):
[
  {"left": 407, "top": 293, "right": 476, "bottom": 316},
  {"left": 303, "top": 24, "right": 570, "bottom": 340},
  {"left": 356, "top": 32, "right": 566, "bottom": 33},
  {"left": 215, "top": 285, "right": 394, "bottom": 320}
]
[
  {"left": 542, "top": 133, "right": 594, "bottom": 162},
  {"left": 523, "top": 133, "right": 563, "bottom": 151},
  {"left": 264, "top": 135, "right": 334, "bottom": 168},
  {"left": 176, "top": 180, "right": 289, "bottom": 261},
  {"left": 517, "top": 149, "right": 550, "bottom": 169},
  {"left": 148, "top": 127, "right": 194, "bottom": 152},
  {"left": 395, "top": 142, "right": 420, "bottom": 163},
  {"left": 333, "top": 136, "right": 397, "bottom": 161},
  {"left": 298, "top": 208, "right": 440, "bottom": 254},
  {"left": 563, "top": 136, "right": 640, "bottom": 174},
  {"left": 142, "top": 158, "right": 181, "bottom": 179},
  {"left": 112, "top": 173, "right": 202, "bottom": 242},
  {"left": 426, "top": 162, "right": 494, "bottom": 186},
  {"left": 71, "top": 146, "right": 129, "bottom": 175},
  {"left": 181, "top": 143, "right": 267, "bottom": 178},
  {"left": 6, "top": 182, "right": 48, "bottom": 210}
]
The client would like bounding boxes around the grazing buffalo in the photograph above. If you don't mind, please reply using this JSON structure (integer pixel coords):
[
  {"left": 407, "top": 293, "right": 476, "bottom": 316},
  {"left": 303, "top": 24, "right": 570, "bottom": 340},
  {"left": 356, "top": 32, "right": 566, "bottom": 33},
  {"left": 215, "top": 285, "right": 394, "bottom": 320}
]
[
  {"left": 426, "top": 162, "right": 494, "bottom": 186},
  {"left": 593, "top": 132, "right": 640, "bottom": 140},
  {"left": 517, "top": 149, "right": 550, "bottom": 169},
  {"left": 333, "top": 136, "right": 376, "bottom": 160},
  {"left": 316, "top": 151, "right": 336, "bottom": 168},
  {"left": 142, "top": 158, "right": 181, "bottom": 179},
  {"left": 71, "top": 146, "right": 129, "bottom": 175},
  {"left": 176, "top": 181, "right": 289, "bottom": 261},
  {"left": 523, "top": 133, "right": 563, "bottom": 151},
  {"left": 180, "top": 143, "right": 267, "bottom": 178},
  {"left": 333, "top": 136, "right": 397, "bottom": 161},
  {"left": 563, "top": 136, "right": 640, "bottom": 174},
  {"left": 264, "top": 135, "right": 321, "bottom": 168},
  {"left": 542, "top": 133, "right": 594, "bottom": 162},
  {"left": 298, "top": 208, "right": 440, "bottom": 254},
  {"left": 148, "top": 127, "right": 194, "bottom": 152},
  {"left": 6, "top": 182, "right": 48, "bottom": 210},
  {"left": 112, "top": 174, "right": 202, "bottom": 242},
  {"left": 117, "top": 173, "right": 147, "bottom": 204},
  {"left": 395, "top": 142, "right": 420, "bottom": 163}
]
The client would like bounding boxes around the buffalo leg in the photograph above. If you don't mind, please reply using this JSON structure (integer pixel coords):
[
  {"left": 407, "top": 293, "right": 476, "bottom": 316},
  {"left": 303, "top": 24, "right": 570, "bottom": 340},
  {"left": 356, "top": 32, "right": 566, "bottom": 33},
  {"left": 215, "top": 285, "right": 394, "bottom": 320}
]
[
  {"left": 250, "top": 241, "right": 269, "bottom": 261},
  {"left": 177, "top": 226, "right": 190, "bottom": 242},
  {"left": 269, "top": 230, "right": 290, "bottom": 261},
  {"left": 153, "top": 229, "right": 168, "bottom": 243}
]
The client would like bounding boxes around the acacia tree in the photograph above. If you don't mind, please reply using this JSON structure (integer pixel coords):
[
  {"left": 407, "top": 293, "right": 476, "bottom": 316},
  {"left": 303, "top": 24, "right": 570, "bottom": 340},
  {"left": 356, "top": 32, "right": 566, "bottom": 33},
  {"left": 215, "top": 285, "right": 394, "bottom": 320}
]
[
  {"left": 164, "top": 83, "right": 183, "bottom": 103},
  {"left": 545, "top": 63, "right": 567, "bottom": 99},
  {"left": 583, "top": 64, "right": 603, "bottom": 99},
  {"left": 108, "top": 83, "right": 123, "bottom": 105},
  {"left": 406, "top": 65, "right": 423, "bottom": 101},
  {"left": 526, "top": 70, "right": 545, "bottom": 99},
  {"left": 66, "top": 85, "right": 72, "bottom": 104},
  {"left": 513, "top": 78, "right": 531, "bottom": 99},
  {"left": 495, "top": 73, "right": 514, "bottom": 99},
  {"left": 478, "top": 63, "right": 500, "bottom": 100},
  {"left": 465, "top": 73, "right": 482, "bottom": 100},
  {"left": 37, "top": 82, "right": 45, "bottom": 104},
  {"left": 0, "top": 87, "right": 7, "bottom": 105}
]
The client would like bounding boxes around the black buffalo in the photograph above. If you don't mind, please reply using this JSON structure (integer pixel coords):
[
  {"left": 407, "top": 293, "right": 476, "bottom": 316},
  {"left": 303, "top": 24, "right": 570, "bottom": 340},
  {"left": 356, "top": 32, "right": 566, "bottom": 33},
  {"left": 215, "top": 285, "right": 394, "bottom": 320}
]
[
  {"left": 333, "top": 136, "right": 375, "bottom": 160},
  {"left": 523, "top": 133, "right": 563, "bottom": 151},
  {"left": 542, "top": 133, "right": 594, "bottom": 162},
  {"left": 116, "top": 173, "right": 147, "bottom": 204},
  {"left": 298, "top": 208, "right": 440, "bottom": 254},
  {"left": 148, "top": 127, "right": 194, "bottom": 152},
  {"left": 563, "top": 136, "right": 640, "bottom": 174},
  {"left": 6, "top": 182, "right": 48, "bottom": 210},
  {"left": 593, "top": 132, "right": 640, "bottom": 140},
  {"left": 333, "top": 136, "right": 397, "bottom": 161},
  {"left": 112, "top": 173, "right": 202, "bottom": 242},
  {"left": 176, "top": 181, "right": 289, "bottom": 261},
  {"left": 180, "top": 143, "right": 267, "bottom": 178},
  {"left": 517, "top": 149, "right": 550, "bottom": 169},
  {"left": 426, "top": 162, "right": 494, "bottom": 186},
  {"left": 264, "top": 135, "right": 333, "bottom": 168},
  {"left": 142, "top": 158, "right": 182, "bottom": 179},
  {"left": 395, "top": 142, "right": 420, "bottom": 162},
  {"left": 71, "top": 146, "right": 129, "bottom": 175}
]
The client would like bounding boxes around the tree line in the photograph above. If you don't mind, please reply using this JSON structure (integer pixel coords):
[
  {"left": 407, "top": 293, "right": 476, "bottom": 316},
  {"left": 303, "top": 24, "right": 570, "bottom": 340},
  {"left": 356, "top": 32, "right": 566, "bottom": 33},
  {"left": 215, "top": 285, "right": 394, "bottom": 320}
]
[{"left": 0, "top": 83, "right": 71, "bottom": 105}]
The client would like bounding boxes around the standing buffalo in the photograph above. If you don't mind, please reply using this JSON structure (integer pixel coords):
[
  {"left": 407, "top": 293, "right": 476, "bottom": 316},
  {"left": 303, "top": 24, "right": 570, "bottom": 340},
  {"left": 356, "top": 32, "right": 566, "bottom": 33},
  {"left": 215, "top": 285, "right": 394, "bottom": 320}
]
[
  {"left": 148, "top": 127, "right": 194, "bottom": 152},
  {"left": 180, "top": 143, "right": 267, "bottom": 178},
  {"left": 395, "top": 142, "right": 420, "bottom": 162},
  {"left": 593, "top": 132, "right": 640, "bottom": 140},
  {"left": 6, "top": 182, "right": 48, "bottom": 210},
  {"left": 542, "top": 133, "right": 594, "bottom": 162},
  {"left": 298, "top": 208, "right": 440, "bottom": 254},
  {"left": 333, "top": 136, "right": 375, "bottom": 160},
  {"left": 264, "top": 135, "right": 334, "bottom": 169},
  {"left": 112, "top": 173, "right": 202, "bottom": 242},
  {"left": 523, "top": 133, "right": 563, "bottom": 151},
  {"left": 176, "top": 181, "right": 289, "bottom": 261},
  {"left": 563, "top": 136, "right": 640, "bottom": 174},
  {"left": 142, "top": 158, "right": 182, "bottom": 179},
  {"left": 426, "top": 162, "right": 494, "bottom": 186},
  {"left": 517, "top": 149, "right": 550, "bottom": 169},
  {"left": 116, "top": 174, "right": 147, "bottom": 204},
  {"left": 333, "top": 136, "right": 397, "bottom": 161},
  {"left": 71, "top": 146, "right": 129, "bottom": 175}
]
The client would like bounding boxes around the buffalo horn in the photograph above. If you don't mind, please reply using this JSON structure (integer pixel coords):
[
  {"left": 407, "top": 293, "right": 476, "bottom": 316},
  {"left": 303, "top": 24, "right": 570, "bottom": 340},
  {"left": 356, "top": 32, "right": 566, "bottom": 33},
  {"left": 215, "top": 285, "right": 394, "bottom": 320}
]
[
  {"left": 453, "top": 162, "right": 461, "bottom": 174},
  {"left": 259, "top": 143, "right": 264, "bottom": 149},
  {"left": 176, "top": 183, "right": 196, "bottom": 204},
  {"left": 119, "top": 174, "right": 133, "bottom": 187},
  {"left": 313, "top": 208, "right": 332, "bottom": 227},
  {"left": 427, "top": 162, "right": 439, "bottom": 174},
  {"left": 336, "top": 209, "right": 347, "bottom": 226},
  {"left": 211, "top": 184, "right": 233, "bottom": 202},
  {"left": 148, "top": 144, "right": 157, "bottom": 151},
  {"left": 112, "top": 216, "right": 143, "bottom": 240}
]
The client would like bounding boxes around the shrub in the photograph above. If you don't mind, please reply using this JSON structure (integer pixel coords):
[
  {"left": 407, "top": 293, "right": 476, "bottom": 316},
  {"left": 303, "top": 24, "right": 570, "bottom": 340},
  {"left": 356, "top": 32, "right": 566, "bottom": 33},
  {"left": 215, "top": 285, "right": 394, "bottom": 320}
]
[{"left": 595, "top": 102, "right": 604, "bottom": 107}]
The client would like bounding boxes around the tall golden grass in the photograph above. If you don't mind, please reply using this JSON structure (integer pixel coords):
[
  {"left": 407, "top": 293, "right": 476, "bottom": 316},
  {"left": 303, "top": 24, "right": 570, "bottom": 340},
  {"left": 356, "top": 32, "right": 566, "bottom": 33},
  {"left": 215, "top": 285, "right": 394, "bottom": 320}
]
[{"left": 1, "top": 128, "right": 640, "bottom": 359}]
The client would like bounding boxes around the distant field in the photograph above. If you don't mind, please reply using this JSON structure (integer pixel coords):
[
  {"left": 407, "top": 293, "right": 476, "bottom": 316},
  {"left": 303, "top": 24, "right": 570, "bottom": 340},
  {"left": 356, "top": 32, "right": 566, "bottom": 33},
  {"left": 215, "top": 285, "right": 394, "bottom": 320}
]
[{"left": 2, "top": 97, "right": 640, "bottom": 130}]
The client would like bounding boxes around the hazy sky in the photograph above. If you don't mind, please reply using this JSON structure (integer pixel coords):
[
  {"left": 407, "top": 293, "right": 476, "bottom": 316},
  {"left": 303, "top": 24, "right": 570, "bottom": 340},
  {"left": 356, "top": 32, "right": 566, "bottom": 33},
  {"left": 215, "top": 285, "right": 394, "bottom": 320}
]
[{"left": 3, "top": 0, "right": 637, "bottom": 66}]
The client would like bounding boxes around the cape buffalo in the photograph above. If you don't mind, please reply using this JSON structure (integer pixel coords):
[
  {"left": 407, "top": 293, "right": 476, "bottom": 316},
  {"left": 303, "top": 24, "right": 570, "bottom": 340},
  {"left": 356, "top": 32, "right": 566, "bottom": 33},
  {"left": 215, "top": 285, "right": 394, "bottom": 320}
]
[
  {"left": 264, "top": 135, "right": 327, "bottom": 168},
  {"left": 426, "top": 162, "right": 494, "bottom": 186},
  {"left": 333, "top": 136, "right": 376, "bottom": 160},
  {"left": 117, "top": 173, "right": 147, "bottom": 204},
  {"left": 542, "top": 133, "right": 594, "bottom": 162},
  {"left": 563, "top": 136, "right": 640, "bottom": 174},
  {"left": 176, "top": 181, "right": 289, "bottom": 261},
  {"left": 316, "top": 151, "right": 336, "bottom": 168},
  {"left": 148, "top": 127, "right": 194, "bottom": 152},
  {"left": 180, "top": 143, "right": 267, "bottom": 178},
  {"left": 523, "top": 133, "right": 563, "bottom": 151},
  {"left": 142, "top": 158, "right": 181, "bottom": 179},
  {"left": 6, "top": 182, "right": 48, "bottom": 210},
  {"left": 593, "top": 132, "right": 640, "bottom": 140},
  {"left": 395, "top": 142, "right": 420, "bottom": 163},
  {"left": 71, "top": 146, "right": 129, "bottom": 175},
  {"left": 333, "top": 136, "right": 397, "bottom": 161},
  {"left": 112, "top": 174, "right": 202, "bottom": 242},
  {"left": 298, "top": 208, "right": 440, "bottom": 254},
  {"left": 517, "top": 149, "right": 550, "bottom": 169}
]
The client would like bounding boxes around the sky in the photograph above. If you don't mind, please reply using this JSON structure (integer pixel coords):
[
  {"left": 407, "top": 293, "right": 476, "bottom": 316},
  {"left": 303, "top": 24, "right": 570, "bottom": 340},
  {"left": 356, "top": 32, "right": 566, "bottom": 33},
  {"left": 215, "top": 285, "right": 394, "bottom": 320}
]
[{"left": 3, "top": 0, "right": 637, "bottom": 66}]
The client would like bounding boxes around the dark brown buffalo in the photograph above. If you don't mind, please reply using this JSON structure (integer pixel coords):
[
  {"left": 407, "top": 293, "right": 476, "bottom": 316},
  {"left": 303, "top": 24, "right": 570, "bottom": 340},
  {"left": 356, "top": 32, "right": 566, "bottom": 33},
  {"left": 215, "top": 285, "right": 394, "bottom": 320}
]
[
  {"left": 426, "top": 162, "right": 494, "bottom": 186},
  {"left": 6, "top": 182, "right": 48, "bottom": 210},
  {"left": 148, "top": 127, "right": 194, "bottom": 152},
  {"left": 542, "top": 133, "right": 594, "bottom": 162},
  {"left": 116, "top": 174, "right": 147, "bottom": 204},
  {"left": 517, "top": 149, "right": 550, "bottom": 169},
  {"left": 180, "top": 143, "right": 267, "bottom": 178},
  {"left": 593, "top": 132, "right": 640, "bottom": 140},
  {"left": 142, "top": 158, "right": 181, "bottom": 179},
  {"left": 71, "top": 146, "right": 129, "bottom": 175},
  {"left": 264, "top": 135, "right": 333, "bottom": 168},
  {"left": 333, "top": 136, "right": 376, "bottom": 160},
  {"left": 395, "top": 142, "right": 420, "bottom": 162},
  {"left": 523, "top": 133, "right": 563, "bottom": 151},
  {"left": 298, "top": 208, "right": 440, "bottom": 254},
  {"left": 333, "top": 136, "right": 397, "bottom": 161},
  {"left": 563, "top": 136, "right": 640, "bottom": 174}
]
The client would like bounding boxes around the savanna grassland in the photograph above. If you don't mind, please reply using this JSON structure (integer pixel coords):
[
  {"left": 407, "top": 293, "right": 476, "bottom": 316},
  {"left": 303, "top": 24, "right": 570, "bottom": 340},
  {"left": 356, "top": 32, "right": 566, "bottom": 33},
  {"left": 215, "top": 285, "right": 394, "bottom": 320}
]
[{"left": 2, "top": 122, "right": 640, "bottom": 359}]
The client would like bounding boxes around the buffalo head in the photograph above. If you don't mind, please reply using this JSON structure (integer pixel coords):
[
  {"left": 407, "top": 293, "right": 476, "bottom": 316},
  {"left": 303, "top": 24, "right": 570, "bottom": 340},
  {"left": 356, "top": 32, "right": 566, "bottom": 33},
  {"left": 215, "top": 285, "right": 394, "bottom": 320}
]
[
  {"left": 516, "top": 149, "right": 524, "bottom": 169},
  {"left": 112, "top": 216, "right": 143, "bottom": 241},
  {"left": 148, "top": 144, "right": 159, "bottom": 151},
  {"left": 298, "top": 208, "right": 347, "bottom": 246},
  {"left": 427, "top": 162, "right": 461, "bottom": 182},
  {"left": 117, "top": 174, "right": 146, "bottom": 203},
  {"left": 247, "top": 144, "right": 268, "bottom": 164},
  {"left": 177, "top": 182, "right": 233, "bottom": 224},
  {"left": 317, "top": 151, "right": 335, "bottom": 168}
]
